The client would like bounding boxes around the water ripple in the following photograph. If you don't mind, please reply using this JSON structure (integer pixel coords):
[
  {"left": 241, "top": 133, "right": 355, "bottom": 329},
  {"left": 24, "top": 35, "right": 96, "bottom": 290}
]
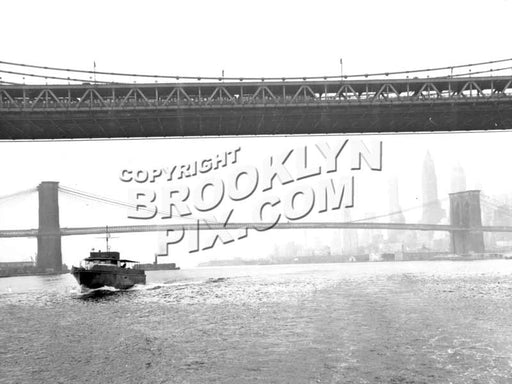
[{"left": 1, "top": 261, "right": 512, "bottom": 383}]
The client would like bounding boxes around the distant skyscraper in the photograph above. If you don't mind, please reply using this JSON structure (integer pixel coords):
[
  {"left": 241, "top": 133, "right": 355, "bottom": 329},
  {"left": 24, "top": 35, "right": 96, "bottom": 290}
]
[
  {"left": 389, "top": 177, "right": 405, "bottom": 224},
  {"left": 422, "top": 152, "right": 444, "bottom": 224},
  {"left": 450, "top": 163, "right": 466, "bottom": 193},
  {"left": 342, "top": 209, "right": 358, "bottom": 253},
  {"left": 388, "top": 177, "right": 405, "bottom": 242}
]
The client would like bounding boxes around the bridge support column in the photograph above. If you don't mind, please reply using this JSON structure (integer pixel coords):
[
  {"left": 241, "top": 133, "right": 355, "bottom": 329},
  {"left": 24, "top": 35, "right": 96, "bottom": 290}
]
[
  {"left": 37, "top": 181, "right": 62, "bottom": 272},
  {"left": 449, "top": 190, "right": 484, "bottom": 255}
]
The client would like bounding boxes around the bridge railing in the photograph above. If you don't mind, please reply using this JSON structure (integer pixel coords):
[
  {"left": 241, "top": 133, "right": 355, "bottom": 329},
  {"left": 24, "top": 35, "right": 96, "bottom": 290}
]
[{"left": 1, "top": 77, "right": 511, "bottom": 112}]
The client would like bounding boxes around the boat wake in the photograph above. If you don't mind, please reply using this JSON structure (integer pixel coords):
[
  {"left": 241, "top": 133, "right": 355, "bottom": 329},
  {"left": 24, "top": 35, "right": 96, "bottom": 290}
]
[
  {"left": 74, "top": 286, "right": 127, "bottom": 299},
  {"left": 206, "top": 277, "right": 229, "bottom": 284},
  {"left": 144, "top": 284, "right": 164, "bottom": 291},
  {"left": 70, "top": 276, "right": 232, "bottom": 301}
]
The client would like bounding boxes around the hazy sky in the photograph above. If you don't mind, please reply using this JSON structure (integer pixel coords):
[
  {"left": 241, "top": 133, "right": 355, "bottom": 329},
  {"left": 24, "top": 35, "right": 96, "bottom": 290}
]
[
  {"left": 1, "top": 1, "right": 512, "bottom": 266},
  {"left": 2, "top": 0, "right": 512, "bottom": 81}
]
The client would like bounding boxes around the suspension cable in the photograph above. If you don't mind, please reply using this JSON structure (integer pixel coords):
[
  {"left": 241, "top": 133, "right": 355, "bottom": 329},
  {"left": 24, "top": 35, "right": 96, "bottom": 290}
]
[
  {"left": 351, "top": 197, "right": 449, "bottom": 223},
  {"left": 480, "top": 195, "right": 512, "bottom": 219},
  {"left": 59, "top": 186, "right": 165, "bottom": 216},
  {"left": 1, "top": 57, "right": 511, "bottom": 82},
  {"left": 0, "top": 68, "right": 109, "bottom": 84},
  {"left": 0, "top": 188, "right": 37, "bottom": 203},
  {"left": 58, "top": 185, "right": 217, "bottom": 223},
  {"left": 437, "top": 65, "right": 512, "bottom": 78}
]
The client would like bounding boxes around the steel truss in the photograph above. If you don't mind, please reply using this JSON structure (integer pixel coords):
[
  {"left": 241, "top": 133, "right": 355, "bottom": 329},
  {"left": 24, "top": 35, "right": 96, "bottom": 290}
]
[
  {"left": 1, "top": 76, "right": 512, "bottom": 139},
  {"left": 1, "top": 77, "right": 511, "bottom": 111}
]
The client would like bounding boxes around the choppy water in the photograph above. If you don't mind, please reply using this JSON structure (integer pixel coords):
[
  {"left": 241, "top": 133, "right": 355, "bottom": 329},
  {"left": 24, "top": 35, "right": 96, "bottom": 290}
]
[{"left": 1, "top": 261, "right": 512, "bottom": 383}]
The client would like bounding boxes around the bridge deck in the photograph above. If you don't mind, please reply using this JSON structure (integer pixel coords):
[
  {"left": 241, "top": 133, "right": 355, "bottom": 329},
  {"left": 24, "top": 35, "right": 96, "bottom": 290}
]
[
  {"left": 1, "top": 76, "right": 511, "bottom": 139},
  {"left": 4, "top": 222, "right": 512, "bottom": 238}
]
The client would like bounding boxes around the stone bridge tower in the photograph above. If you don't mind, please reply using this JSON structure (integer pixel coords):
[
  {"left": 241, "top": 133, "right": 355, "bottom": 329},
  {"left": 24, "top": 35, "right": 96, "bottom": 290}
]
[
  {"left": 37, "top": 181, "right": 62, "bottom": 271},
  {"left": 449, "top": 190, "right": 484, "bottom": 255}
]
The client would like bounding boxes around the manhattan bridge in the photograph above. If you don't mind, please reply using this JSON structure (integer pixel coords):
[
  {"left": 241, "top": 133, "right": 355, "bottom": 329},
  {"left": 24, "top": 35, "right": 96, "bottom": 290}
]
[{"left": 0, "top": 58, "right": 511, "bottom": 138}]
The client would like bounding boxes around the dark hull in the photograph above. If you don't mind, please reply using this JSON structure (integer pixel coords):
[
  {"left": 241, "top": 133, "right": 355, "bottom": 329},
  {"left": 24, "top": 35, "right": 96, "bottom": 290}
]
[{"left": 71, "top": 266, "right": 146, "bottom": 289}]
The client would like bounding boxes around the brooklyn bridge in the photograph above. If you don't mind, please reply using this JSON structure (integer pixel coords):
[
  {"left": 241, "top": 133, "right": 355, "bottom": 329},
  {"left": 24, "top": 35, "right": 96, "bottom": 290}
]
[{"left": 1, "top": 181, "right": 512, "bottom": 271}]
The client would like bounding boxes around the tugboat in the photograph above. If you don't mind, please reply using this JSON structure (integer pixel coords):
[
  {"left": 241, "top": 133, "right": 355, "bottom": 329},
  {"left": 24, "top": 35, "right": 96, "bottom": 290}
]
[{"left": 71, "top": 227, "right": 146, "bottom": 289}]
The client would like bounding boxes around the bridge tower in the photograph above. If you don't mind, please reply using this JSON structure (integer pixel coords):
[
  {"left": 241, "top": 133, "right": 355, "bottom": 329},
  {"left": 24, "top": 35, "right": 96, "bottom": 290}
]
[
  {"left": 449, "top": 190, "right": 484, "bottom": 254},
  {"left": 37, "top": 181, "right": 62, "bottom": 271}
]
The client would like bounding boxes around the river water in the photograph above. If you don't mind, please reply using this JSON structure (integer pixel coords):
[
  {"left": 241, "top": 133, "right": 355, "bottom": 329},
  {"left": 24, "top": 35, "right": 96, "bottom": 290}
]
[{"left": 1, "top": 261, "right": 512, "bottom": 384}]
